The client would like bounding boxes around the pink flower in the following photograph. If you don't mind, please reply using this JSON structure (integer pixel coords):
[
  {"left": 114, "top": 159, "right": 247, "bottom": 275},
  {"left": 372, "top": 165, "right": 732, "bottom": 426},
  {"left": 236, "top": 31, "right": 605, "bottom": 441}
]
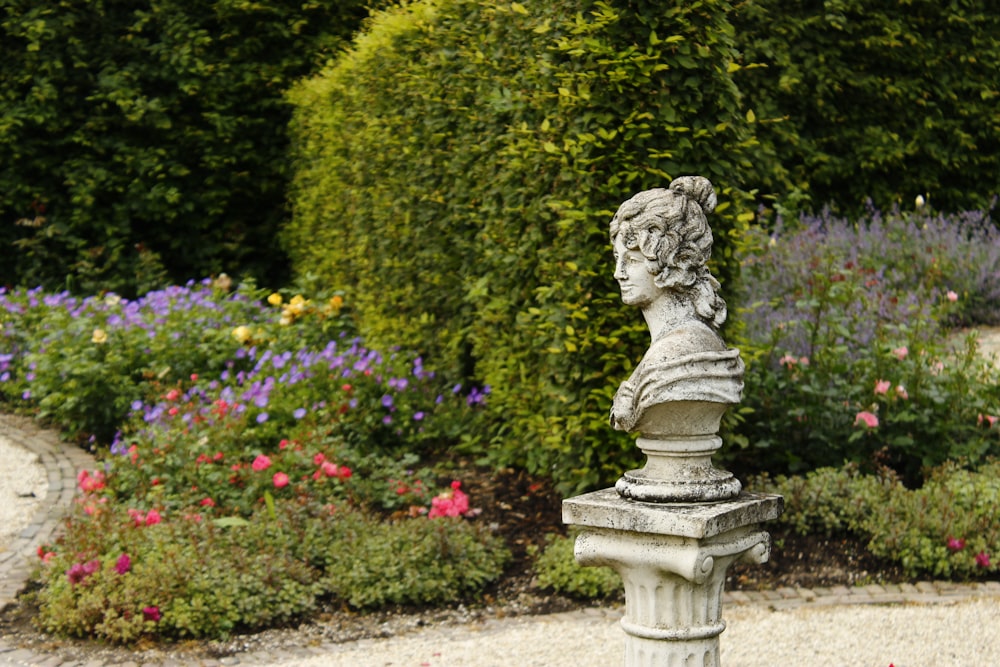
[
  {"left": 200, "top": 497, "right": 215, "bottom": 507},
  {"left": 115, "top": 553, "right": 131, "bottom": 575},
  {"left": 144, "top": 509, "right": 162, "bottom": 526},
  {"left": 252, "top": 455, "right": 272, "bottom": 472},
  {"left": 77, "top": 469, "right": 106, "bottom": 493},
  {"left": 978, "top": 414, "right": 998, "bottom": 427},
  {"left": 142, "top": 606, "right": 162, "bottom": 622},
  {"left": 874, "top": 380, "right": 891, "bottom": 395},
  {"left": 273, "top": 472, "right": 290, "bottom": 488},
  {"left": 895, "top": 385, "right": 908, "bottom": 400},
  {"left": 947, "top": 537, "right": 966, "bottom": 552},
  {"left": 892, "top": 346, "right": 908, "bottom": 360},
  {"left": 428, "top": 481, "right": 471, "bottom": 518},
  {"left": 779, "top": 354, "right": 798, "bottom": 368},
  {"left": 313, "top": 453, "right": 326, "bottom": 465},
  {"left": 975, "top": 551, "right": 991, "bottom": 568},
  {"left": 320, "top": 461, "right": 339, "bottom": 478},
  {"left": 66, "top": 559, "right": 100, "bottom": 585},
  {"left": 946, "top": 290, "right": 958, "bottom": 302},
  {"left": 854, "top": 411, "right": 879, "bottom": 429}
]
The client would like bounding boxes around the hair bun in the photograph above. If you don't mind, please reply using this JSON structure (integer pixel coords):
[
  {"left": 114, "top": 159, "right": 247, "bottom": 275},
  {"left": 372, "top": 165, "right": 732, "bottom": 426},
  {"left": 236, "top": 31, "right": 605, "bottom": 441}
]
[{"left": 669, "top": 176, "right": 717, "bottom": 215}]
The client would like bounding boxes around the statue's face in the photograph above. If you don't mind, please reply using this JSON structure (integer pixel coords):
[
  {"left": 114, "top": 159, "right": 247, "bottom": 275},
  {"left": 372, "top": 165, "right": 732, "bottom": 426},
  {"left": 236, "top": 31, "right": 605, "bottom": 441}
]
[{"left": 613, "top": 234, "right": 659, "bottom": 307}]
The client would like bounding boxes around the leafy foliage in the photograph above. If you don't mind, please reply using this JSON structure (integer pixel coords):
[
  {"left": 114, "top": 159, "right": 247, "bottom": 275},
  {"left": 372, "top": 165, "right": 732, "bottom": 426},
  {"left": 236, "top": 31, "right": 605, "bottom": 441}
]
[
  {"left": 732, "top": 0, "right": 1000, "bottom": 215},
  {"left": 755, "top": 461, "right": 1000, "bottom": 580},
  {"left": 531, "top": 532, "right": 621, "bottom": 600},
  {"left": 0, "top": 0, "right": 379, "bottom": 295},
  {"left": 36, "top": 502, "right": 508, "bottom": 641},
  {"left": 286, "top": 0, "right": 766, "bottom": 494},
  {"left": 726, "top": 208, "right": 1000, "bottom": 483}
]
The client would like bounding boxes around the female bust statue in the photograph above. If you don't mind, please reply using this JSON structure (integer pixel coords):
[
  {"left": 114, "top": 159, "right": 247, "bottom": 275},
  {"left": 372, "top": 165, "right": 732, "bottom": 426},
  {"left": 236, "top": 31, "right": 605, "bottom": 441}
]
[{"left": 609, "top": 176, "right": 744, "bottom": 437}]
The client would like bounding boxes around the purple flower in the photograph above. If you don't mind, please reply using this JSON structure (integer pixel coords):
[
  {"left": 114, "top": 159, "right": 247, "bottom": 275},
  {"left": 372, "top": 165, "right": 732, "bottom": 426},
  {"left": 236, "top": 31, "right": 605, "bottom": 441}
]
[
  {"left": 256, "top": 412, "right": 269, "bottom": 424},
  {"left": 413, "top": 411, "right": 425, "bottom": 421},
  {"left": 381, "top": 394, "right": 394, "bottom": 408},
  {"left": 293, "top": 408, "right": 306, "bottom": 419}
]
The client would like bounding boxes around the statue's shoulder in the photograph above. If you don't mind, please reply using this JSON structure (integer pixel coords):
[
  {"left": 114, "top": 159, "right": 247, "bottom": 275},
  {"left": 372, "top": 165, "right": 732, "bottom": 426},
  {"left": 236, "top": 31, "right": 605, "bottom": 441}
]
[{"left": 650, "top": 320, "right": 725, "bottom": 357}]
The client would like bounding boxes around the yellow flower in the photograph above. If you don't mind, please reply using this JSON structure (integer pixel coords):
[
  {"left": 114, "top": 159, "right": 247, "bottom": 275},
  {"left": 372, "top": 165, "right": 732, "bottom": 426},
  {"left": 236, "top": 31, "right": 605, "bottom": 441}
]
[
  {"left": 231, "top": 325, "right": 251, "bottom": 344},
  {"left": 267, "top": 293, "right": 283, "bottom": 306},
  {"left": 329, "top": 295, "right": 344, "bottom": 310},
  {"left": 91, "top": 328, "right": 108, "bottom": 344}
]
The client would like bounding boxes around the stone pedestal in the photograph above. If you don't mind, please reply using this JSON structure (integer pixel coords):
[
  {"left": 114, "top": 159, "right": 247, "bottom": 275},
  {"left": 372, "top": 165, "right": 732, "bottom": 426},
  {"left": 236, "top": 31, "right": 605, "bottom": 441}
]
[{"left": 563, "top": 489, "right": 783, "bottom": 667}]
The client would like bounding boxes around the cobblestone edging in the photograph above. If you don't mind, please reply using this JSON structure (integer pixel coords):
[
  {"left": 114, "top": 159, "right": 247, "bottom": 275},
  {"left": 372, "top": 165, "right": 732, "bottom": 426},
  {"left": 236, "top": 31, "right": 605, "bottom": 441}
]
[
  {"left": 1, "top": 415, "right": 999, "bottom": 667},
  {"left": 0, "top": 415, "right": 95, "bottom": 613}
]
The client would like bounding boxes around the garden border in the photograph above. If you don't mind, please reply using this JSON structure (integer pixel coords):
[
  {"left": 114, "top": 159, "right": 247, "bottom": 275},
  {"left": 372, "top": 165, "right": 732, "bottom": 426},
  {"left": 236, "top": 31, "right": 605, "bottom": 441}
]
[{"left": 0, "top": 415, "right": 999, "bottom": 667}]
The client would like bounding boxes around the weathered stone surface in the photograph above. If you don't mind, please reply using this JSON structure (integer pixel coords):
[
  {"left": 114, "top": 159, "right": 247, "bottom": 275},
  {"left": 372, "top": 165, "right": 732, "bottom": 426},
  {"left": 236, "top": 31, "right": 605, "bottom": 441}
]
[
  {"left": 563, "top": 489, "right": 782, "bottom": 540},
  {"left": 607, "top": 178, "right": 743, "bottom": 502},
  {"left": 563, "top": 177, "right": 783, "bottom": 666}
]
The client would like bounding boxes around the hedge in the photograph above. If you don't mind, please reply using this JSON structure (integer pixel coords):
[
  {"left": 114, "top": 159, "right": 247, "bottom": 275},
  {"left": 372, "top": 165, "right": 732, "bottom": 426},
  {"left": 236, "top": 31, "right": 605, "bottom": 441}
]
[
  {"left": 286, "top": 0, "right": 767, "bottom": 493},
  {"left": 0, "top": 0, "right": 379, "bottom": 295},
  {"left": 732, "top": 0, "right": 1000, "bottom": 216}
]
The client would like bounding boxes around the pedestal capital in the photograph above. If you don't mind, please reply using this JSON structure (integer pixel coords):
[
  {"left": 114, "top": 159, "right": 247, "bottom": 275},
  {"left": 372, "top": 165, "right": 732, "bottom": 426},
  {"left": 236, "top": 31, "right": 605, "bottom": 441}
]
[{"left": 563, "top": 488, "right": 783, "bottom": 540}]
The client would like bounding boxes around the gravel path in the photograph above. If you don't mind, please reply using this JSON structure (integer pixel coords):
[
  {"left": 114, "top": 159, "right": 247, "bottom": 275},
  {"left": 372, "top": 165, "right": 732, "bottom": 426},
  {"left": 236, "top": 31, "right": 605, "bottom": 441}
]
[
  {"left": 268, "top": 599, "right": 1000, "bottom": 667},
  {"left": 0, "top": 438, "right": 47, "bottom": 547}
]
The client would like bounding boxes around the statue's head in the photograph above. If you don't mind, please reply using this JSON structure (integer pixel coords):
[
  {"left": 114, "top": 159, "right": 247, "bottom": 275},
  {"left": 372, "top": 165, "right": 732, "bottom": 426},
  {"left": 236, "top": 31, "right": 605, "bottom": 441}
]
[{"left": 609, "top": 176, "right": 727, "bottom": 329}]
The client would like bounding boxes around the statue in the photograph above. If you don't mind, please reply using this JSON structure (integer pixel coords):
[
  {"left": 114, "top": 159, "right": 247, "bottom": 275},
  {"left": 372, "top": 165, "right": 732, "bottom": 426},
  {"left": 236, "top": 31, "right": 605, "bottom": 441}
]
[{"left": 608, "top": 176, "right": 744, "bottom": 502}]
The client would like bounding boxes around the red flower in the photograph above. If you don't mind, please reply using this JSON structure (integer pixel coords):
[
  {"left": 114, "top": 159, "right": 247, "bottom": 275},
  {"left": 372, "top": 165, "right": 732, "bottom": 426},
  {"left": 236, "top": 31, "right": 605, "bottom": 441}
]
[
  {"left": 273, "top": 472, "right": 290, "bottom": 488},
  {"left": 143, "top": 606, "right": 162, "bottom": 622},
  {"left": 114, "top": 553, "right": 131, "bottom": 575},
  {"left": 200, "top": 497, "right": 215, "bottom": 507},
  {"left": 946, "top": 537, "right": 966, "bottom": 552},
  {"left": 975, "top": 551, "right": 991, "bottom": 568},
  {"left": 252, "top": 454, "right": 272, "bottom": 471}
]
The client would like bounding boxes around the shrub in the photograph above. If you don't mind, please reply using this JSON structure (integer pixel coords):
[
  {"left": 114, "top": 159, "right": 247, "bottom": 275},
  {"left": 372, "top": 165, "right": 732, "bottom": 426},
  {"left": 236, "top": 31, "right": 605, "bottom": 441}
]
[
  {"left": 726, "top": 208, "right": 1000, "bottom": 482},
  {"left": 753, "top": 461, "right": 1000, "bottom": 580},
  {"left": 35, "top": 501, "right": 508, "bottom": 642},
  {"left": 862, "top": 459, "right": 1000, "bottom": 578},
  {"left": 0, "top": 280, "right": 273, "bottom": 442},
  {"left": 732, "top": 1, "right": 1000, "bottom": 216},
  {"left": 6, "top": 282, "right": 506, "bottom": 642},
  {"left": 286, "top": 0, "right": 768, "bottom": 494},
  {"left": 531, "top": 532, "right": 621, "bottom": 600},
  {"left": 323, "top": 514, "right": 509, "bottom": 609}
]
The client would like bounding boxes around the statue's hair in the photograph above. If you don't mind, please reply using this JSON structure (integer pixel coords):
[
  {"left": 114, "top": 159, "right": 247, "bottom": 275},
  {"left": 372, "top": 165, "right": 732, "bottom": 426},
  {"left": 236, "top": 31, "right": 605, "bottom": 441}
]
[{"left": 609, "top": 176, "right": 727, "bottom": 330}]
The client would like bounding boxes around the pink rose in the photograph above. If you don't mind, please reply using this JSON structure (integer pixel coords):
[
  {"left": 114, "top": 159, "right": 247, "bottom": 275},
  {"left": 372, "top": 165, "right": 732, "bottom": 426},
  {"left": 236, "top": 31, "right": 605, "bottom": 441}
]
[
  {"left": 273, "top": 472, "right": 290, "bottom": 488},
  {"left": 252, "top": 455, "right": 272, "bottom": 472},
  {"left": 854, "top": 411, "right": 879, "bottom": 429}
]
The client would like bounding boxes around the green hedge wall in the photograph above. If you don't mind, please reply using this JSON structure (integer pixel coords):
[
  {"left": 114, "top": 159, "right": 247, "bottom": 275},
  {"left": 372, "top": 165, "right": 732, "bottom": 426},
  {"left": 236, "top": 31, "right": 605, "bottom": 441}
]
[
  {"left": 286, "top": 0, "right": 767, "bottom": 493},
  {"left": 0, "top": 0, "right": 376, "bottom": 295},
  {"left": 732, "top": 0, "right": 1000, "bottom": 215}
]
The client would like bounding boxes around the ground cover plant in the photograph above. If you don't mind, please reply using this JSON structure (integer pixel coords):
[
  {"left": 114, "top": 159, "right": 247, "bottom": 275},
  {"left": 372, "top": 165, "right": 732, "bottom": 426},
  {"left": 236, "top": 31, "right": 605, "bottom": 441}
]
[{"left": 0, "top": 281, "right": 507, "bottom": 642}]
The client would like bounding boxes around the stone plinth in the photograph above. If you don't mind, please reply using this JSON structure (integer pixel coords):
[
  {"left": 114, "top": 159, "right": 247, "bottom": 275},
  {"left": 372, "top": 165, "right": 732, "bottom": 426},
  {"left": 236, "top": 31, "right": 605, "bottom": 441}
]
[{"left": 563, "top": 490, "right": 783, "bottom": 666}]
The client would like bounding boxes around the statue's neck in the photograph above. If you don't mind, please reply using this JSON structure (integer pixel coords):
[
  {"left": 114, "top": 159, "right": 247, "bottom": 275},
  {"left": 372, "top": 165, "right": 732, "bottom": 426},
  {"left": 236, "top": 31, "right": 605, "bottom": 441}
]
[{"left": 642, "top": 293, "right": 698, "bottom": 342}]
